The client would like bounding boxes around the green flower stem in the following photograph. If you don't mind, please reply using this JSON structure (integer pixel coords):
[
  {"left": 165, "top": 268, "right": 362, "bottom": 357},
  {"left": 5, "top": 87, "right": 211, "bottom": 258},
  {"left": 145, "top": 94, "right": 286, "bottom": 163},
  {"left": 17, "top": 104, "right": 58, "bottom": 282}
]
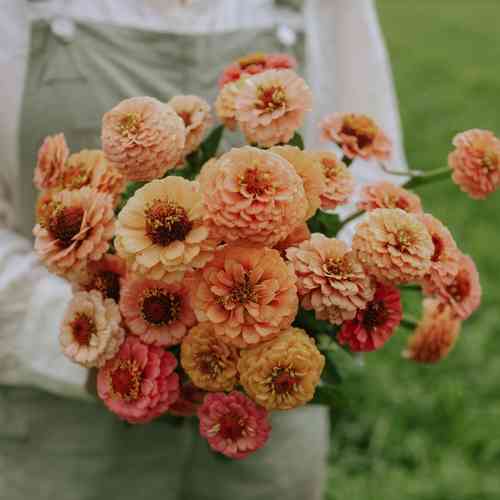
[
  {"left": 336, "top": 210, "right": 364, "bottom": 233},
  {"left": 379, "top": 162, "right": 452, "bottom": 189},
  {"left": 400, "top": 316, "right": 419, "bottom": 330}
]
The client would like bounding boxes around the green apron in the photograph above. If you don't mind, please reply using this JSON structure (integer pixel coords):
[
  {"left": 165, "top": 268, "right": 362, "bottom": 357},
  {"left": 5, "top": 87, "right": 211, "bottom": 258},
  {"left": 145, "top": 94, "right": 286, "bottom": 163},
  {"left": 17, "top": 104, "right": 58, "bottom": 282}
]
[{"left": 4, "top": 16, "right": 328, "bottom": 500}]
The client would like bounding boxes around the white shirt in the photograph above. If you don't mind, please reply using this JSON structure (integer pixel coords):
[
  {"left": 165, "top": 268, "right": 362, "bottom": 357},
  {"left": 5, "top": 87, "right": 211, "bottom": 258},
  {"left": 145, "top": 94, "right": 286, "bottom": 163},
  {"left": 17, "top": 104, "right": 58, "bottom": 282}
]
[{"left": 0, "top": 0, "right": 407, "bottom": 399}]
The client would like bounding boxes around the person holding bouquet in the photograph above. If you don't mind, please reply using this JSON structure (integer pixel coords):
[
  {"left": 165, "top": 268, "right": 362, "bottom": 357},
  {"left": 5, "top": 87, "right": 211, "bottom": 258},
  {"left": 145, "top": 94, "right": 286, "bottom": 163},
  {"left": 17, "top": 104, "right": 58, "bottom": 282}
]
[{"left": 0, "top": 1, "right": 407, "bottom": 499}]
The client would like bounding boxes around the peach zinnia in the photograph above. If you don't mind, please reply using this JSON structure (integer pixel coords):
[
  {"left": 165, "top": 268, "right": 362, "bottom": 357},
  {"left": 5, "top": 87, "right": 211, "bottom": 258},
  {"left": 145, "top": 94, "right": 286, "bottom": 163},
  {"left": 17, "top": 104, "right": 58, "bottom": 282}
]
[
  {"left": 120, "top": 276, "right": 195, "bottom": 347},
  {"left": 115, "top": 176, "right": 215, "bottom": 282},
  {"left": 181, "top": 323, "right": 240, "bottom": 392},
  {"left": 353, "top": 208, "right": 434, "bottom": 284},
  {"left": 311, "top": 151, "right": 354, "bottom": 210},
  {"left": 33, "top": 187, "right": 115, "bottom": 276},
  {"left": 191, "top": 246, "right": 298, "bottom": 348},
  {"left": 431, "top": 253, "right": 481, "bottom": 320},
  {"left": 97, "top": 336, "right": 180, "bottom": 424},
  {"left": 448, "top": 129, "right": 500, "bottom": 199},
  {"left": 198, "top": 391, "right": 271, "bottom": 459},
  {"left": 215, "top": 80, "right": 243, "bottom": 130},
  {"left": 403, "top": 299, "right": 461, "bottom": 363},
  {"left": 101, "top": 96, "right": 186, "bottom": 181},
  {"left": 274, "top": 223, "right": 311, "bottom": 256},
  {"left": 287, "top": 233, "right": 375, "bottom": 324},
  {"left": 168, "top": 95, "right": 212, "bottom": 160},
  {"left": 338, "top": 283, "right": 402, "bottom": 352},
  {"left": 238, "top": 327, "right": 325, "bottom": 411},
  {"left": 359, "top": 181, "right": 423, "bottom": 214},
  {"left": 199, "top": 146, "right": 307, "bottom": 247},
  {"left": 60, "top": 290, "right": 125, "bottom": 368},
  {"left": 320, "top": 112, "right": 392, "bottom": 161},
  {"left": 34, "top": 133, "right": 69, "bottom": 190},
  {"left": 270, "top": 146, "right": 326, "bottom": 219},
  {"left": 235, "top": 69, "right": 313, "bottom": 147}
]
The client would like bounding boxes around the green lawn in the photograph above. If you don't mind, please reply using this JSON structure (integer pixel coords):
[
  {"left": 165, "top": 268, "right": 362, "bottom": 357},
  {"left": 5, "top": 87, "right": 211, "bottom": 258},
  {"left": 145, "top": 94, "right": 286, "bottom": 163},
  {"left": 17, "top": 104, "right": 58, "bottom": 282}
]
[{"left": 326, "top": 2, "right": 500, "bottom": 499}]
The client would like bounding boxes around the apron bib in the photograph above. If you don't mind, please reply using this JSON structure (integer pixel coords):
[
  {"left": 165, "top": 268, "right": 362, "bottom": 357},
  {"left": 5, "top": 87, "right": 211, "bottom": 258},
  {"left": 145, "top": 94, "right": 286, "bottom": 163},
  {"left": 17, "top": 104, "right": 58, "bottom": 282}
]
[{"left": 5, "top": 15, "right": 327, "bottom": 500}]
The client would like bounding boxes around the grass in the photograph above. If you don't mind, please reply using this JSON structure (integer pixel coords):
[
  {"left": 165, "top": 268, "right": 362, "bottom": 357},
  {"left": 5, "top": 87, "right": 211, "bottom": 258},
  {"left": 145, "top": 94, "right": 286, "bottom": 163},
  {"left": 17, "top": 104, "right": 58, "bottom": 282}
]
[{"left": 326, "top": 2, "right": 500, "bottom": 499}]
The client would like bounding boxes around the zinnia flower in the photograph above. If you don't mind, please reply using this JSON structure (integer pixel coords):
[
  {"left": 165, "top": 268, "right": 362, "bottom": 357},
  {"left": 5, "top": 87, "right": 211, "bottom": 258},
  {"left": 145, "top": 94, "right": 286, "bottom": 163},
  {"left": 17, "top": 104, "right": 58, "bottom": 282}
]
[
  {"left": 286, "top": 233, "right": 375, "bottom": 324},
  {"left": 115, "top": 176, "right": 215, "bottom": 282},
  {"left": 199, "top": 146, "right": 307, "bottom": 247},
  {"left": 270, "top": 146, "right": 326, "bottom": 219},
  {"left": 359, "top": 181, "right": 423, "bottom": 214},
  {"left": 97, "top": 335, "right": 180, "bottom": 424},
  {"left": 60, "top": 290, "right": 125, "bottom": 368},
  {"left": 34, "top": 133, "right": 69, "bottom": 190},
  {"left": 181, "top": 323, "right": 240, "bottom": 392},
  {"left": 238, "top": 327, "right": 325, "bottom": 411},
  {"left": 198, "top": 391, "right": 271, "bottom": 459},
  {"left": 234, "top": 69, "right": 313, "bottom": 147},
  {"left": 311, "top": 151, "right": 355, "bottom": 210},
  {"left": 320, "top": 112, "right": 392, "bottom": 161},
  {"left": 338, "top": 283, "right": 402, "bottom": 352},
  {"left": 352, "top": 208, "right": 434, "bottom": 284},
  {"left": 120, "top": 276, "right": 196, "bottom": 347},
  {"left": 419, "top": 213, "right": 460, "bottom": 291},
  {"left": 101, "top": 96, "right": 186, "bottom": 181},
  {"left": 73, "top": 254, "right": 127, "bottom": 302},
  {"left": 403, "top": 299, "right": 461, "bottom": 363},
  {"left": 430, "top": 253, "right": 481, "bottom": 320},
  {"left": 448, "top": 129, "right": 500, "bottom": 199},
  {"left": 191, "top": 246, "right": 298, "bottom": 348},
  {"left": 169, "top": 382, "right": 206, "bottom": 417},
  {"left": 33, "top": 187, "right": 115, "bottom": 276},
  {"left": 168, "top": 95, "right": 212, "bottom": 161},
  {"left": 274, "top": 223, "right": 311, "bottom": 256},
  {"left": 215, "top": 80, "right": 243, "bottom": 130}
]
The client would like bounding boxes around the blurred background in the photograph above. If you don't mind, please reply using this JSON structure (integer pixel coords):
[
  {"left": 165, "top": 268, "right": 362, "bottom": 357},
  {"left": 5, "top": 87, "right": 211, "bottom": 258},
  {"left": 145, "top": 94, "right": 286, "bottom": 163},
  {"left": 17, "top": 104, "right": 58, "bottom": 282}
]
[{"left": 327, "top": 2, "right": 500, "bottom": 499}]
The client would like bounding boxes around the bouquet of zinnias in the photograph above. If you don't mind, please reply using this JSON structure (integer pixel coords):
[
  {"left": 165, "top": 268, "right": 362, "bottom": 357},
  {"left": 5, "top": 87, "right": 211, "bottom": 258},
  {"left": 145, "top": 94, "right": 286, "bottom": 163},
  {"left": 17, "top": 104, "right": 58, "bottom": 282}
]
[{"left": 33, "top": 52, "right": 497, "bottom": 459}]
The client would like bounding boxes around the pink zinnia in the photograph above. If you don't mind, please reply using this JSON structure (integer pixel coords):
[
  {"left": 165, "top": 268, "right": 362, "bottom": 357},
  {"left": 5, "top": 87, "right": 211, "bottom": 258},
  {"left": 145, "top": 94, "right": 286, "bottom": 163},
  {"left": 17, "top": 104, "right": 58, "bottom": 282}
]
[
  {"left": 120, "top": 276, "right": 196, "bottom": 347},
  {"left": 320, "top": 112, "right": 392, "bottom": 161},
  {"left": 97, "top": 336, "right": 180, "bottom": 424},
  {"left": 198, "top": 391, "right": 271, "bottom": 459},
  {"left": 34, "top": 133, "right": 69, "bottom": 190},
  {"left": 338, "top": 283, "right": 402, "bottom": 352},
  {"left": 448, "top": 129, "right": 500, "bottom": 199},
  {"left": 359, "top": 181, "right": 423, "bottom": 214}
]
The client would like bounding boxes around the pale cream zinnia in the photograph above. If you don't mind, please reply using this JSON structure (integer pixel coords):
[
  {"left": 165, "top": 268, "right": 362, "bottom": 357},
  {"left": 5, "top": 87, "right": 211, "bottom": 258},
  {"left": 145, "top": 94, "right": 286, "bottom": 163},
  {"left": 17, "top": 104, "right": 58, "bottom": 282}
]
[
  {"left": 115, "top": 176, "right": 215, "bottom": 282},
  {"left": 352, "top": 208, "right": 434, "bottom": 284},
  {"left": 287, "top": 233, "right": 375, "bottom": 324},
  {"left": 101, "top": 96, "right": 186, "bottom": 181},
  {"left": 235, "top": 69, "right": 313, "bottom": 147},
  {"left": 60, "top": 290, "right": 125, "bottom": 368},
  {"left": 199, "top": 146, "right": 308, "bottom": 247},
  {"left": 238, "top": 327, "right": 325, "bottom": 411}
]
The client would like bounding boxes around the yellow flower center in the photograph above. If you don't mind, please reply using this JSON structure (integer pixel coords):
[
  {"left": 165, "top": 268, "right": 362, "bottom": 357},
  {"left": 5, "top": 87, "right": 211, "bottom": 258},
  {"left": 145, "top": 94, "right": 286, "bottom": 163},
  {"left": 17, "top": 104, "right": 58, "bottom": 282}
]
[
  {"left": 321, "top": 157, "right": 342, "bottom": 180},
  {"left": 119, "top": 112, "right": 142, "bottom": 137},
  {"left": 144, "top": 199, "right": 193, "bottom": 246},
  {"left": 197, "top": 352, "right": 225, "bottom": 379},
  {"left": 70, "top": 313, "right": 96, "bottom": 346},
  {"left": 270, "top": 366, "right": 301, "bottom": 396},
  {"left": 62, "top": 163, "right": 92, "bottom": 190},
  {"left": 239, "top": 167, "right": 273, "bottom": 197},
  {"left": 140, "top": 289, "right": 182, "bottom": 325},
  {"left": 395, "top": 228, "right": 414, "bottom": 251},
  {"left": 325, "top": 256, "right": 351, "bottom": 278},
  {"left": 227, "top": 273, "right": 256, "bottom": 306},
  {"left": 256, "top": 85, "right": 287, "bottom": 112},
  {"left": 385, "top": 193, "right": 410, "bottom": 211},
  {"left": 341, "top": 114, "right": 378, "bottom": 149},
  {"left": 482, "top": 150, "right": 498, "bottom": 171},
  {"left": 48, "top": 204, "right": 84, "bottom": 246},
  {"left": 110, "top": 359, "right": 142, "bottom": 401}
]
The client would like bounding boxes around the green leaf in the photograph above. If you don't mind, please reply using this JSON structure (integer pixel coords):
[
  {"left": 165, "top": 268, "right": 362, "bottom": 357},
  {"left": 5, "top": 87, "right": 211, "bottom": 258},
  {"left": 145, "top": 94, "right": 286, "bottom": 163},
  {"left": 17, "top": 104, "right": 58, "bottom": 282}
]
[
  {"left": 307, "top": 210, "right": 342, "bottom": 238},
  {"left": 200, "top": 125, "right": 225, "bottom": 161},
  {"left": 287, "top": 131, "right": 305, "bottom": 150},
  {"left": 311, "top": 383, "right": 348, "bottom": 409},
  {"left": 292, "top": 307, "right": 338, "bottom": 337}
]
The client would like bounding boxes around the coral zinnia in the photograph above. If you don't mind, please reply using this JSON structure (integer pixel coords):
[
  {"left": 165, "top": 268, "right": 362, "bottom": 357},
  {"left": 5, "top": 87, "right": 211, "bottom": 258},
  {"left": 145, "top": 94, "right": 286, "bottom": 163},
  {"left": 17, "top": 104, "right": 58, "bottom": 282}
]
[
  {"left": 238, "top": 327, "right": 325, "bottom": 411},
  {"left": 181, "top": 323, "right": 240, "bottom": 392},
  {"left": 338, "top": 282, "right": 402, "bottom": 352},
  {"left": 358, "top": 181, "right": 423, "bottom": 214},
  {"left": 312, "top": 151, "right": 354, "bottom": 210},
  {"left": 448, "top": 129, "right": 500, "bottom": 199},
  {"left": 60, "top": 290, "right": 125, "bottom": 368},
  {"left": 286, "top": 233, "right": 375, "bottom": 324},
  {"left": 234, "top": 69, "right": 313, "bottom": 147},
  {"left": 353, "top": 208, "right": 434, "bottom": 284},
  {"left": 191, "top": 245, "right": 298, "bottom": 348},
  {"left": 97, "top": 335, "right": 180, "bottom": 424},
  {"left": 270, "top": 146, "right": 326, "bottom": 219},
  {"left": 198, "top": 391, "right": 271, "bottom": 459},
  {"left": 199, "top": 146, "right": 307, "bottom": 247},
  {"left": 115, "top": 176, "right": 215, "bottom": 282},
  {"left": 403, "top": 299, "right": 461, "bottom": 363},
  {"left": 320, "top": 112, "right": 392, "bottom": 161},
  {"left": 120, "top": 276, "right": 195, "bottom": 347},
  {"left": 101, "top": 96, "right": 186, "bottom": 181},
  {"left": 34, "top": 133, "right": 69, "bottom": 190},
  {"left": 33, "top": 187, "right": 115, "bottom": 277}
]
